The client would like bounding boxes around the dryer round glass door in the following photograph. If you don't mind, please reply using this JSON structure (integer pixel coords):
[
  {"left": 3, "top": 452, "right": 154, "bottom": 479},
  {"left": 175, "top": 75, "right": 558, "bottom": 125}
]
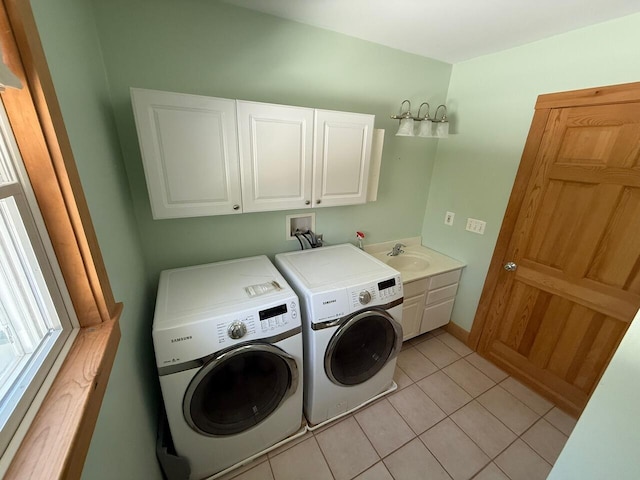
[
  {"left": 325, "top": 309, "right": 402, "bottom": 386},
  {"left": 183, "top": 344, "right": 299, "bottom": 436}
]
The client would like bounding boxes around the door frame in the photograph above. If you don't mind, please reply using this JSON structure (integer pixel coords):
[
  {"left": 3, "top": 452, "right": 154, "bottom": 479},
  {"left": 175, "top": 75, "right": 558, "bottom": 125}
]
[{"left": 469, "top": 81, "right": 640, "bottom": 350}]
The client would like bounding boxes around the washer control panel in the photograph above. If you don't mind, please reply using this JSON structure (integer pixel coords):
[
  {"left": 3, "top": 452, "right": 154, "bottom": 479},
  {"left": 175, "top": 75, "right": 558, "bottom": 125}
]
[{"left": 348, "top": 275, "right": 402, "bottom": 310}]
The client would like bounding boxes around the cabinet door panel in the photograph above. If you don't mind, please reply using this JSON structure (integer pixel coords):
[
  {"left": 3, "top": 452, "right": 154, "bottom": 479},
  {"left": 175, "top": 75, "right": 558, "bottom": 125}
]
[
  {"left": 131, "top": 88, "right": 241, "bottom": 218},
  {"left": 401, "top": 294, "right": 425, "bottom": 340},
  {"left": 421, "top": 299, "right": 455, "bottom": 333},
  {"left": 238, "top": 101, "right": 313, "bottom": 212},
  {"left": 314, "top": 110, "right": 374, "bottom": 207}
]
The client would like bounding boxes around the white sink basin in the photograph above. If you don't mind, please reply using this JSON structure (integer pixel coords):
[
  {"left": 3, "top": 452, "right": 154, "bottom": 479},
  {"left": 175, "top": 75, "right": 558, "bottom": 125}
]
[{"left": 380, "top": 253, "right": 430, "bottom": 272}]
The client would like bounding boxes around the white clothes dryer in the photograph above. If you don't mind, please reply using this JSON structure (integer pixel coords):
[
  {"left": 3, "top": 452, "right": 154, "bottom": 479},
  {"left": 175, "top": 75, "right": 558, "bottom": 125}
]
[
  {"left": 152, "top": 256, "right": 304, "bottom": 479},
  {"left": 275, "top": 244, "right": 403, "bottom": 426}
]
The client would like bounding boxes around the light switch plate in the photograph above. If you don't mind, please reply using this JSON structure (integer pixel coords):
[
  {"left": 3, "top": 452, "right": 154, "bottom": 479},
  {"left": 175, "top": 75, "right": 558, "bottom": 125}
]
[{"left": 466, "top": 218, "right": 486, "bottom": 234}]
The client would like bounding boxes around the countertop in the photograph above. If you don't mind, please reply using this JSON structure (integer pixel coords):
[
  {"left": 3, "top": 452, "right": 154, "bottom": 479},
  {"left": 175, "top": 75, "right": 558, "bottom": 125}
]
[{"left": 364, "top": 237, "right": 466, "bottom": 283}]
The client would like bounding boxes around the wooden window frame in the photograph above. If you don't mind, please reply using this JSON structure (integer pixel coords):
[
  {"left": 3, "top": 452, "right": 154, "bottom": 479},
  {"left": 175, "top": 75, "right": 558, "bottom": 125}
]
[{"left": 1, "top": 0, "right": 122, "bottom": 478}]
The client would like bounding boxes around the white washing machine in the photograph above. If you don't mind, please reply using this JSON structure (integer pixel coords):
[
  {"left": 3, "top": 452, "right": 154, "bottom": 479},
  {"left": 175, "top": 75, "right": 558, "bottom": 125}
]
[
  {"left": 152, "top": 256, "right": 304, "bottom": 479},
  {"left": 275, "top": 244, "right": 403, "bottom": 426}
]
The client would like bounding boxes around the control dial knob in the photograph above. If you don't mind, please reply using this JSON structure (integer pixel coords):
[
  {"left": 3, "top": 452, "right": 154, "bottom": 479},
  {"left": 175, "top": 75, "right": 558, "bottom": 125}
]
[
  {"left": 359, "top": 290, "right": 372, "bottom": 305},
  {"left": 227, "top": 321, "right": 247, "bottom": 340}
]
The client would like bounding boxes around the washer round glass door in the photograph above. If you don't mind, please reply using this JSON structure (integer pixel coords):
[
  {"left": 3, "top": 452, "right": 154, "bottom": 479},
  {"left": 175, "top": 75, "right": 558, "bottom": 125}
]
[
  {"left": 325, "top": 309, "right": 402, "bottom": 386},
  {"left": 183, "top": 343, "right": 298, "bottom": 436}
]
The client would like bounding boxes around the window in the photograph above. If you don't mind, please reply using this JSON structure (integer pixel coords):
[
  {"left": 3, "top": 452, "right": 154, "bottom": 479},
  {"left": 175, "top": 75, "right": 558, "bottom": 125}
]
[
  {"left": 0, "top": 103, "right": 75, "bottom": 458},
  {"left": 0, "top": 2, "right": 121, "bottom": 477}
]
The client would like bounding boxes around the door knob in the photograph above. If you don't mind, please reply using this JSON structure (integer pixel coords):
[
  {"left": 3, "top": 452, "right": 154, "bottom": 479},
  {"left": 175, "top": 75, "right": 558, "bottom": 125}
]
[{"left": 504, "top": 262, "right": 517, "bottom": 272}]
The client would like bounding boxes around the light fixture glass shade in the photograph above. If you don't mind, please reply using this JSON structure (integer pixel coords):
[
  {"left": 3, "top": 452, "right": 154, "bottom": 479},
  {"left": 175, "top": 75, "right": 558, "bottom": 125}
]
[
  {"left": 396, "top": 117, "right": 414, "bottom": 136},
  {"left": 434, "top": 121, "right": 449, "bottom": 138},
  {"left": 417, "top": 119, "right": 434, "bottom": 137}
]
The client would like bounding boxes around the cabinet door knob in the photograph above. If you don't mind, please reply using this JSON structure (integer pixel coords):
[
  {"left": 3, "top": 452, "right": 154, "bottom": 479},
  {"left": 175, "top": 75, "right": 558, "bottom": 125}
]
[
  {"left": 305, "top": 200, "right": 311, "bottom": 205},
  {"left": 232, "top": 204, "right": 240, "bottom": 210},
  {"left": 316, "top": 199, "right": 321, "bottom": 205}
]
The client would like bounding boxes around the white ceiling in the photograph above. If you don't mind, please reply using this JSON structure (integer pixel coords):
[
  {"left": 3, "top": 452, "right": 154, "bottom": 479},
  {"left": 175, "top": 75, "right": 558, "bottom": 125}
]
[{"left": 222, "top": 0, "right": 640, "bottom": 63}]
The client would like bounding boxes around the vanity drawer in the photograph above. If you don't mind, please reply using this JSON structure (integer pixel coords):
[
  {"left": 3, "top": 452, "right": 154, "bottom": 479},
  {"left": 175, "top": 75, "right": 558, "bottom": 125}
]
[
  {"left": 426, "top": 283, "right": 458, "bottom": 306},
  {"left": 403, "top": 278, "right": 429, "bottom": 299},
  {"left": 428, "top": 269, "right": 461, "bottom": 290}
]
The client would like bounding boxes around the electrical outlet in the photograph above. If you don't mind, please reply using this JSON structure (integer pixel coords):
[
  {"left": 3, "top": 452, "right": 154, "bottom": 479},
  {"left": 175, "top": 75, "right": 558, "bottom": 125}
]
[
  {"left": 465, "top": 218, "right": 486, "bottom": 234},
  {"left": 444, "top": 211, "right": 455, "bottom": 226}
]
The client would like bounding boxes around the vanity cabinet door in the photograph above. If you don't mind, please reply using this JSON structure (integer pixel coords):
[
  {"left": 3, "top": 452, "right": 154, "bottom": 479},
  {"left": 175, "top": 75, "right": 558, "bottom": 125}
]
[
  {"left": 131, "top": 88, "right": 242, "bottom": 219},
  {"left": 401, "top": 278, "right": 429, "bottom": 341},
  {"left": 237, "top": 101, "right": 314, "bottom": 212},
  {"left": 313, "top": 110, "right": 374, "bottom": 207},
  {"left": 401, "top": 293, "right": 426, "bottom": 341}
]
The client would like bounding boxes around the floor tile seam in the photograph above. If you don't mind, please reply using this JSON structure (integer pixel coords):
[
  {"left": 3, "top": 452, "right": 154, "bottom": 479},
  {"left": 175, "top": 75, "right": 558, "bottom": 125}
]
[
  {"left": 413, "top": 427, "right": 459, "bottom": 480},
  {"left": 265, "top": 458, "right": 277, "bottom": 480},
  {"left": 352, "top": 403, "right": 414, "bottom": 458},
  {"left": 440, "top": 363, "right": 496, "bottom": 398},
  {"left": 433, "top": 334, "right": 473, "bottom": 358},
  {"left": 412, "top": 367, "right": 478, "bottom": 416},
  {"left": 503, "top": 437, "right": 554, "bottom": 470},
  {"left": 418, "top": 416, "right": 493, "bottom": 480},
  {"left": 543, "top": 407, "right": 578, "bottom": 434},
  {"left": 480, "top": 461, "right": 511, "bottom": 480},
  {"left": 310, "top": 413, "right": 354, "bottom": 436},
  {"left": 415, "top": 336, "right": 463, "bottom": 367},
  {"left": 497, "top": 377, "right": 556, "bottom": 416},
  {"left": 383, "top": 388, "right": 435, "bottom": 438},
  {"left": 448, "top": 401, "right": 521, "bottom": 460},
  {"left": 519, "top": 416, "right": 567, "bottom": 441},
  {"left": 475, "top": 388, "right": 542, "bottom": 437},
  {"left": 310, "top": 434, "right": 340, "bottom": 480},
  {"left": 446, "top": 412, "right": 514, "bottom": 463},
  {"left": 517, "top": 418, "right": 567, "bottom": 465},
  {"left": 413, "top": 375, "right": 474, "bottom": 416}
]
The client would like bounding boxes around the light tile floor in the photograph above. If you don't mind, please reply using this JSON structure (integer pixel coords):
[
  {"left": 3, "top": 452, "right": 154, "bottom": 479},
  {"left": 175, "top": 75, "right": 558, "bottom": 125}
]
[{"left": 219, "top": 328, "right": 578, "bottom": 480}]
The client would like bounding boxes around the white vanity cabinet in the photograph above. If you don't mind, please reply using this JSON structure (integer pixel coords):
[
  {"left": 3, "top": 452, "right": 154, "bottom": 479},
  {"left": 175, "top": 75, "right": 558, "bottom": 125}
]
[
  {"left": 313, "top": 110, "right": 374, "bottom": 207},
  {"left": 131, "top": 88, "right": 242, "bottom": 219},
  {"left": 401, "top": 268, "right": 462, "bottom": 340},
  {"left": 237, "top": 101, "right": 314, "bottom": 212}
]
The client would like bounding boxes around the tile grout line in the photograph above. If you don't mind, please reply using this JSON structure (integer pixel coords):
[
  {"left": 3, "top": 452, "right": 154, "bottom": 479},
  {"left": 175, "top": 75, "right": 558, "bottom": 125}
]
[{"left": 257, "top": 338, "right": 559, "bottom": 480}]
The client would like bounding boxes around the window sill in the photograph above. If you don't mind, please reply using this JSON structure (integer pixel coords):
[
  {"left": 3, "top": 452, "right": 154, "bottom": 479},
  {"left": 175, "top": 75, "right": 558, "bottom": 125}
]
[{"left": 4, "top": 304, "right": 122, "bottom": 479}]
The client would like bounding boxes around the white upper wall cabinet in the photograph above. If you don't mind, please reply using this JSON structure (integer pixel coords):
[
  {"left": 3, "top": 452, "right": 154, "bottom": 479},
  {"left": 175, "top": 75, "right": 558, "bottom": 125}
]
[
  {"left": 313, "top": 110, "right": 374, "bottom": 207},
  {"left": 131, "top": 89, "right": 377, "bottom": 218},
  {"left": 237, "top": 101, "right": 314, "bottom": 212},
  {"left": 131, "top": 88, "right": 242, "bottom": 219}
]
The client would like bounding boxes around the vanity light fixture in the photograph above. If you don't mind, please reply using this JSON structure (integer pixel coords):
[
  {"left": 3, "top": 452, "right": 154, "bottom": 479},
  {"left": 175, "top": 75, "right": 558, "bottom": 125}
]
[
  {"left": 392, "top": 100, "right": 414, "bottom": 136},
  {"left": 391, "top": 100, "right": 448, "bottom": 138},
  {"left": 433, "top": 104, "right": 449, "bottom": 138}
]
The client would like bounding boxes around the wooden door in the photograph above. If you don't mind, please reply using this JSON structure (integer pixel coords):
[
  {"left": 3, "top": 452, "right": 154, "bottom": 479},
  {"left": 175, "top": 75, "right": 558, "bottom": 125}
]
[
  {"left": 237, "top": 100, "right": 314, "bottom": 212},
  {"left": 313, "top": 109, "right": 374, "bottom": 207},
  {"left": 471, "top": 82, "right": 640, "bottom": 416}
]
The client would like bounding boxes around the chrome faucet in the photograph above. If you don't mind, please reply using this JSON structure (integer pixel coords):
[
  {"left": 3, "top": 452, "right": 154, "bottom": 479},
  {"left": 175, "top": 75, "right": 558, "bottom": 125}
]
[{"left": 388, "top": 243, "right": 406, "bottom": 256}]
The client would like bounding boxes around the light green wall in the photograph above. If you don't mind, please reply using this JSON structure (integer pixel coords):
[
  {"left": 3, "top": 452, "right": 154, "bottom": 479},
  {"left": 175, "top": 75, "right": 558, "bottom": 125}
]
[
  {"left": 30, "top": 0, "right": 162, "bottom": 478},
  {"left": 422, "top": 12, "right": 640, "bottom": 332},
  {"left": 30, "top": 0, "right": 451, "bottom": 478},
  {"left": 90, "top": 0, "right": 451, "bottom": 282}
]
